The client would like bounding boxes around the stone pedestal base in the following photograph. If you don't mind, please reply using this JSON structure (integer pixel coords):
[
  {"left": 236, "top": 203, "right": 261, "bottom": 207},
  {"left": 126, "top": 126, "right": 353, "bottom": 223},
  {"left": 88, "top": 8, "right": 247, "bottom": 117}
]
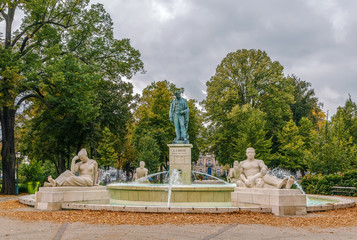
[
  {"left": 168, "top": 144, "right": 193, "bottom": 185},
  {"left": 35, "top": 186, "right": 109, "bottom": 211},
  {"left": 231, "top": 188, "right": 307, "bottom": 216}
]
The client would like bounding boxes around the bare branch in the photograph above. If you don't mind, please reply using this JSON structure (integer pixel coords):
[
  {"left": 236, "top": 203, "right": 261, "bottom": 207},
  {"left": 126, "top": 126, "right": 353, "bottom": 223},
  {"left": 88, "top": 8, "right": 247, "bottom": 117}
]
[
  {"left": 0, "top": 9, "right": 7, "bottom": 19},
  {"left": 18, "top": 20, "right": 77, "bottom": 54},
  {"left": 15, "top": 94, "right": 52, "bottom": 109},
  {"left": 11, "top": 21, "right": 40, "bottom": 47},
  {"left": 20, "top": 41, "right": 38, "bottom": 56},
  {"left": 19, "top": 23, "right": 42, "bottom": 53},
  {"left": 34, "top": 88, "right": 45, "bottom": 99}
]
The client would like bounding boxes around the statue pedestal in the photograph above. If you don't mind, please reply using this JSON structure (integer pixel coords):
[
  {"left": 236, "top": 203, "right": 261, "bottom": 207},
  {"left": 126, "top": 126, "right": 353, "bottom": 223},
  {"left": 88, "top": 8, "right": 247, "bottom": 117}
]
[
  {"left": 35, "top": 186, "right": 109, "bottom": 211},
  {"left": 231, "top": 187, "right": 307, "bottom": 216},
  {"left": 168, "top": 144, "right": 193, "bottom": 185}
]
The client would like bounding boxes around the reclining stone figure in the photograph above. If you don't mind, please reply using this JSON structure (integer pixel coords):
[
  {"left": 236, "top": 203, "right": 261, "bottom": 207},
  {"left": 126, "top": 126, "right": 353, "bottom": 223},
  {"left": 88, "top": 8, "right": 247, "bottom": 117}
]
[
  {"left": 236, "top": 147, "right": 294, "bottom": 189},
  {"left": 44, "top": 148, "right": 98, "bottom": 187}
]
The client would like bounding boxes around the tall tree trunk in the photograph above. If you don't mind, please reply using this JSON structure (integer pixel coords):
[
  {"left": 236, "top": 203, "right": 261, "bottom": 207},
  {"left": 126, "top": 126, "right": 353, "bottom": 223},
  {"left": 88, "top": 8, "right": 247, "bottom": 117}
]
[
  {"left": 1, "top": 0, "right": 18, "bottom": 195},
  {"left": 67, "top": 145, "right": 71, "bottom": 169},
  {"left": 1, "top": 108, "right": 16, "bottom": 194},
  {"left": 59, "top": 153, "right": 66, "bottom": 173},
  {"left": 4, "top": 4, "right": 16, "bottom": 49}
]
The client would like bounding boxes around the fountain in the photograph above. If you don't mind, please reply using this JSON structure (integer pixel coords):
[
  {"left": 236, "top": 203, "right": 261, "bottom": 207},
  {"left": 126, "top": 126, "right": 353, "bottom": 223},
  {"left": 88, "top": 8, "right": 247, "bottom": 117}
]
[
  {"left": 20, "top": 146, "right": 355, "bottom": 215},
  {"left": 108, "top": 132, "right": 235, "bottom": 206},
  {"left": 18, "top": 91, "right": 356, "bottom": 215},
  {"left": 107, "top": 90, "right": 237, "bottom": 207},
  {"left": 268, "top": 168, "right": 313, "bottom": 205}
]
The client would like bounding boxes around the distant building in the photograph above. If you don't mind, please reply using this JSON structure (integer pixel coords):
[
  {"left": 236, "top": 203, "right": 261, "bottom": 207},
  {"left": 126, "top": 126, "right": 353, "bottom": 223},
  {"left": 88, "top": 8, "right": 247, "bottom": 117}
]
[{"left": 192, "top": 154, "right": 226, "bottom": 177}]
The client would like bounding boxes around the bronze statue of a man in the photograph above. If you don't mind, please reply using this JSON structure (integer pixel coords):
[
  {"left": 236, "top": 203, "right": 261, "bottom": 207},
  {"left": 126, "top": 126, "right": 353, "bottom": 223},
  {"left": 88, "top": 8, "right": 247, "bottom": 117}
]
[{"left": 169, "top": 90, "right": 189, "bottom": 144}]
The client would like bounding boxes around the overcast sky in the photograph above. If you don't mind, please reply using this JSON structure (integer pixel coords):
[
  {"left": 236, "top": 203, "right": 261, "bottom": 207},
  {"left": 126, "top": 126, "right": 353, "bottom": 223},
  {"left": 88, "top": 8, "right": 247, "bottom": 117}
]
[
  {"left": 2, "top": 1, "right": 356, "bottom": 115},
  {"left": 90, "top": 0, "right": 357, "bottom": 116}
]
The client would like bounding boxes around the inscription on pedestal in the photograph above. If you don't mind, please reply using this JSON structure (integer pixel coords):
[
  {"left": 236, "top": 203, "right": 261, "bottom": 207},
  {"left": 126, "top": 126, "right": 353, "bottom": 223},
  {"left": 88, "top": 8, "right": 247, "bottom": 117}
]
[
  {"left": 170, "top": 148, "right": 189, "bottom": 155},
  {"left": 168, "top": 144, "right": 193, "bottom": 185}
]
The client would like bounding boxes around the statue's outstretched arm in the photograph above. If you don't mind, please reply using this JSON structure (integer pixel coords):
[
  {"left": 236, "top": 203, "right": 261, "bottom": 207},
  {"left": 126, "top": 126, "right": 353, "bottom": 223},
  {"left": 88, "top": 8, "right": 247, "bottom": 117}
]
[
  {"left": 71, "top": 156, "right": 80, "bottom": 173},
  {"left": 239, "top": 166, "right": 248, "bottom": 184},
  {"left": 258, "top": 160, "right": 268, "bottom": 176}
]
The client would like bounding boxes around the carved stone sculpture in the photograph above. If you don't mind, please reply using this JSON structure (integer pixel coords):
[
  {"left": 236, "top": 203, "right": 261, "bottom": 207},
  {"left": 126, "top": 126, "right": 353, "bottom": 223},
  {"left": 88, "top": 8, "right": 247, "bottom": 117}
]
[
  {"left": 133, "top": 161, "right": 150, "bottom": 183},
  {"left": 169, "top": 90, "right": 189, "bottom": 144},
  {"left": 44, "top": 148, "right": 98, "bottom": 187},
  {"left": 227, "top": 160, "right": 240, "bottom": 183},
  {"left": 237, "top": 148, "right": 294, "bottom": 189}
]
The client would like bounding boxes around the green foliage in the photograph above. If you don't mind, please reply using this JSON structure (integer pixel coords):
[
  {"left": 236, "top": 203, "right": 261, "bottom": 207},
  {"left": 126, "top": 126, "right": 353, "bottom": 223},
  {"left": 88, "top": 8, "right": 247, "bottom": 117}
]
[
  {"left": 288, "top": 75, "right": 322, "bottom": 126},
  {"left": 306, "top": 114, "right": 357, "bottom": 175},
  {"left": 214, "top": 104, "right": 272, "bottom": 165},
  {"left": 203, "top": 49, "right": 294, "bottom": 165},
  {"left": 277, "top": 120, "right": 307, "bottom": 173},
  {"left": 301, "top": 170, "right": 357, "bottom": 196},
  {"left": 187, "top": 100, "right": 204, "bottom": 163},
  {"left": 133, "top": 81, "right": 176, "bottom": 167},
  {"left": 19, "top": 183, "right": 28, "bottom": 194},
  {"left": 19, "top": 160, "right": 45, "bottom": 183},
  {"left": 136, "top": 132, "right": 160, "bottom": 173},
  {"left": 332, "top": 95, "right": 357, "bottom": 145},
  {"left": 7, "top": 0, "right": 144, "bottom": 177},
  {"left": 203, "top": 49, "right": 294, "bottom": 137},
  {"left": 97, "top": 127, "right": 118, "bottom": 169}
]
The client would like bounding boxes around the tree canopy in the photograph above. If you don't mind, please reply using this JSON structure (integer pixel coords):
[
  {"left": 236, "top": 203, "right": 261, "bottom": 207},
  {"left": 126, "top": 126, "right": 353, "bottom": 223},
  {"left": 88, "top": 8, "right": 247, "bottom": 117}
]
[{"left": 0, "top": 0, "right": 143, "bottom": 194}]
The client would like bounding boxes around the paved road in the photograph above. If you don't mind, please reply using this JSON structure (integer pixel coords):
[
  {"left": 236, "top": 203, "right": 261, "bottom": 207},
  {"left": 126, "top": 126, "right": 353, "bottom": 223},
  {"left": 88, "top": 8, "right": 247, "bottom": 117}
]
[{"left": 1, "top": 216, "right": 357, "bottom": 240}]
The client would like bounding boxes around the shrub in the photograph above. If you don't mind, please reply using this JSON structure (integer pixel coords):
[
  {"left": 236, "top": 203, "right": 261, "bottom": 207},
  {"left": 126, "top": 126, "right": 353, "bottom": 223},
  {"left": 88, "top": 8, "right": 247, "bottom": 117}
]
[
  {"left": 19, "top": 183, "right": 28, "bottom": 193},
  {"left": 20, "top": 160, "right": 45, "bottom": 183},
  {"left": 301, "top": 169, "right": 357, "bottom": 196}
]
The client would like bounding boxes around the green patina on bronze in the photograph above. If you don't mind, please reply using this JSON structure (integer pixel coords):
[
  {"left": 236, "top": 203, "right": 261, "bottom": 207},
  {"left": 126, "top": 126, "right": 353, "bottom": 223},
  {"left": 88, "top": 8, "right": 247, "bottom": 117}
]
[{"left": 169, "top": 90, "right": 189, "bottom": 144}]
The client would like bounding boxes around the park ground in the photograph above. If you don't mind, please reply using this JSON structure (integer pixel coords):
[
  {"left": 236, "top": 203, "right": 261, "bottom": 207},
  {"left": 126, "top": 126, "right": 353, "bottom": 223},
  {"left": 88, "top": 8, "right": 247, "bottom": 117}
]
[{"left": 0, "top": 195, "right": 357, "bottom": 240}]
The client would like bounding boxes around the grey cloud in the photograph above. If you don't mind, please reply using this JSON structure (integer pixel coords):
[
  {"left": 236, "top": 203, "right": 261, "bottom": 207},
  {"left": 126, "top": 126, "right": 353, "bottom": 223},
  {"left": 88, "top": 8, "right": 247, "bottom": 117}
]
[{"left": 94, "top": 0, "right": 357, "bottom": 115}]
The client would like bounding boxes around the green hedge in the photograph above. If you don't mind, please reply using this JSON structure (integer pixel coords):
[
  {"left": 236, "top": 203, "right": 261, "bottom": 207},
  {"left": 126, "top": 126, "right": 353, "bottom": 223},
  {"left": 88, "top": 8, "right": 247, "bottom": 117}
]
[
  {"left": 301, "top": 169, "right": 357, "bottom": 196},
  {"left": 0, "top": 183, "right": 28, "bottom": 193}
]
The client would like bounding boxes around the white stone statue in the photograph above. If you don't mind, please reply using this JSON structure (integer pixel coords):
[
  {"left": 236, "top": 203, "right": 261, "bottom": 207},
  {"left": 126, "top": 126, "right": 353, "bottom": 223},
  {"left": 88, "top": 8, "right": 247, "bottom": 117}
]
[
  {"left": 236, "top": 147, "right": 294, "bottom": 189},
  {"left": 133, "top": 161, "right": 150, "bottom": 183},
  {"left": 227, "top": 160, "right": 240, "bottom": 183},
  {"left": 44, "top": 148, "right": 98, "bottom": 187}
]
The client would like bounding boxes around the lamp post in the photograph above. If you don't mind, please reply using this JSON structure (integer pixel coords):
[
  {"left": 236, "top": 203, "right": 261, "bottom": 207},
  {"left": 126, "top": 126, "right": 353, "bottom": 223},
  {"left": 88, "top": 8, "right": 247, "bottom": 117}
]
[{"left": 15, "top": 152, "right": 21, "bottom": 195}]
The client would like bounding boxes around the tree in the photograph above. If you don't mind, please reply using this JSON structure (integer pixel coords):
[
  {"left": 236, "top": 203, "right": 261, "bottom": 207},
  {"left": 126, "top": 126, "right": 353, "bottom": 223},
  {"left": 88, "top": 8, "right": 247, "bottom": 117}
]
[
  {"left": 187, "top": 99, "right": 203, "bottom": 163},
  {"left": 97, "top": 127, "right": 118, "bottom": 169},
  {"left": 203, "top": 49, "right": 294, "bottom": 159},
  {"left": 136, "top": 132, "right": 160, "bottom": 173},
  {"left": 288, "top": 75, "right": 323, "bottom": 126},
  {"left": 214, "top": 104, "right": 272, "bottom": 166},
  {"left": 332, "top": 95, "right": 357, "bottom": 144},
  {"left": 0, "top": 0, "right": 143, "bottom": 194},
  {"left": 133, "top": 81, "right": 176, "bottom": 170},
  {"left": 277, "top": 120, "right": 306, "bottom": 174},
  {"left": 306, "top": 97, "right": 357, "bottom": 174},
  {"left": 307, "top": 117, "right": 357, "bottom": 175}
]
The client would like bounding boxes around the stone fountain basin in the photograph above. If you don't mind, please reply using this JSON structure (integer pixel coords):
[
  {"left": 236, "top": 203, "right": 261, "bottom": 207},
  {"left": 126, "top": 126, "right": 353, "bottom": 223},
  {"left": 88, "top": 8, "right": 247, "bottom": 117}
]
[
  {"left": 19, "top": 192, "right": 355, "bottom": 214},
  {"left": 107, "top": 183, "right": 236, "bottom": 203}
]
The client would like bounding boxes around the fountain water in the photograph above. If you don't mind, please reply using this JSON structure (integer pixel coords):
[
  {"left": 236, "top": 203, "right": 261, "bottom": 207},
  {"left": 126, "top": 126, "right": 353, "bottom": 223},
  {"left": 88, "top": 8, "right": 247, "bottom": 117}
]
[
  {"left": 99, "top": 167, "right": 126, "bottom": 184},
  {"left": 268, "top": 168, "right": 311, "bottom": 204},
  {"left": 167, "top": 169, "right": 182, "bottom": 206},
  {"left": 192, "top": 171, "right": 230, "bottom": 184},
  {"left": 134, "top": 171, "right": 169, "bottom": 184}
]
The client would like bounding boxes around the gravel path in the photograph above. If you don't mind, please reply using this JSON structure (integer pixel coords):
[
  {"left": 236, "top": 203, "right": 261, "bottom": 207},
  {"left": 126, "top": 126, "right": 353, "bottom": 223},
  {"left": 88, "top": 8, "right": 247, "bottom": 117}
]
[{"left": 0, "top": 195, "right": 357, "bottom": 239}]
